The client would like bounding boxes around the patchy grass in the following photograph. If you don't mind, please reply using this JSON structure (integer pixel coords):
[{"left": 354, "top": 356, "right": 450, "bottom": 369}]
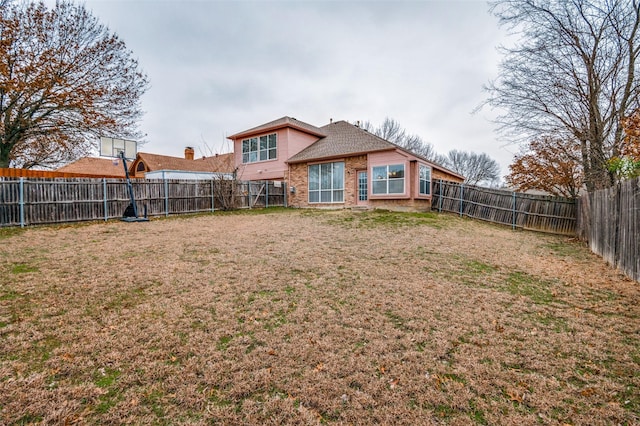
[
  {"left": 0, "top": 227, "right": 25, "bottom": 240},
  {"left": 93, "top": 368, "right": 122, "bottom": 414},
  {"left": 0, "top": 209, "right": 638, "bottom": 424},
  {"left": 542, "top": 238, "right": 593, "bottom": 261},
  {"left": 503, "top": 271, "right": 556, "bottom": 305},
  {"left": 10, "top": 262, "right": 39, "bottom": 274},
  {"left": 326, "top": 209, "right": 447, "bottom": 229}
]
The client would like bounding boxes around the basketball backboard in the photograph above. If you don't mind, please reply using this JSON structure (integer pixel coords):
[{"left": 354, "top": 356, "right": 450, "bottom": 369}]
[{"left": 100, "top": 137, "right": 137, "bottom": 160}]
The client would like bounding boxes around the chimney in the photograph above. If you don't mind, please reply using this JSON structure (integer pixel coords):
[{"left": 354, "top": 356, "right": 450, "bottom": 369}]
[{"left": 184, "top": 146, "right": 194, "bottom": 160}]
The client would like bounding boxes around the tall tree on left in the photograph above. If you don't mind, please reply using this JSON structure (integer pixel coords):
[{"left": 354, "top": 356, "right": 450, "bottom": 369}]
[{"left": 0, "top": 0, "right": 148, "bottom": 168}]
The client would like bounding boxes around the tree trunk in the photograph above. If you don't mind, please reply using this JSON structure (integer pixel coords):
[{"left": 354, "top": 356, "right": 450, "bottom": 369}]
[
  {"left": 0, "top": 145, "right": 10, "bottom": 168},
  {"left": 580, "top": 139, "right": 594, "bottom": 192}
]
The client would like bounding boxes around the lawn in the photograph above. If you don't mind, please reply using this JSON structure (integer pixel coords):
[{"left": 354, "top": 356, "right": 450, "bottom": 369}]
[{"left": 0, "top": 209, "right": 638, "bottom": 425}]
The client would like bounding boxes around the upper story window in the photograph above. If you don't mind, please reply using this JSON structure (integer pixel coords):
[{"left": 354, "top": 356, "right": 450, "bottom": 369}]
[
  {"left": 372, "top": 164, "right": 405, "bottom": 195},
  {"left": 419, "top": 164, "right": 432, "bottom": 195},
  {"left": 242, "top": 133, "right": 276, "bottom": 163}
]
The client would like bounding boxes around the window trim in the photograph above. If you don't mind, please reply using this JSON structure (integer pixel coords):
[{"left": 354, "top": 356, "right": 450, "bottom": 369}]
[
  {"left": 308, "top": 161, "right": 345, "bottom": 204},
  {"left": 418, "top": 163, "right": 432, "bottom": 197},
  {"left": 241, "top": 133, "right": 277, "bottom": 164},
  {"left": 371, "top": 163, "right": 406, "bottom": 196}
]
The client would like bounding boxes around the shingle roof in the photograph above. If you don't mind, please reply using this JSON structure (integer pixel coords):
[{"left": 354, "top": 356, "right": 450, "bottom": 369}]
[
  {"left": 57, "top": 157, "right": 127, "bottom": 177},
  {"left": 137, "top": 152, "right": 235, "bottom": 173},
  {"left": 228, "top": 116, "right": 326, "bottom": 139},
  {"left": 286, "top": 121, "right": 395, "bottom": 163},
  {"left": 286, "top": 120, "right": 465, "bottom": 179}
]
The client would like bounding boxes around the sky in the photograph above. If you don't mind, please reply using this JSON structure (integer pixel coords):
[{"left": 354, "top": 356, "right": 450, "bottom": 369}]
[{"left": 71, "top": 0, "right": 515, "bottom": 177}]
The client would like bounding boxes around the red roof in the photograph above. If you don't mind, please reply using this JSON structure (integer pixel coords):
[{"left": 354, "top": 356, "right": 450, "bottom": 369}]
[
  {"left": 56, "top": 157, "right": 127, "bottom": 177},
  {"left": 133, "top": 152, "right": 235, "bottom": 174}
]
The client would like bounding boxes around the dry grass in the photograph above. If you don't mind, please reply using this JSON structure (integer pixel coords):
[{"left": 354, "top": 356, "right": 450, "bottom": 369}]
[{"left": 0, "top": 208, "right": 638, "bottom": 425}]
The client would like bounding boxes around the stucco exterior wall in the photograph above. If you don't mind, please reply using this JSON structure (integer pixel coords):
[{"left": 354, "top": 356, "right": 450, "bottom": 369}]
[
  {"left": 233, "top": 128, "right": 319, "bottom": 181},
  {"left": 368, "top": 150, "right": 411, "bottom": 200}
]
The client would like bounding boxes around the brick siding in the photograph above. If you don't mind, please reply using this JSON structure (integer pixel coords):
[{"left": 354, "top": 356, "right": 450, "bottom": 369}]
[{"left": 287, "top": 155, "right": 367, "bottom": 209}]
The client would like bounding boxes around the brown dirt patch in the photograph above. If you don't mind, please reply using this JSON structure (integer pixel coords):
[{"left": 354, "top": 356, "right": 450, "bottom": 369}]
[{"left": 1, "top": 209, "right": 638, "bottom": 425}]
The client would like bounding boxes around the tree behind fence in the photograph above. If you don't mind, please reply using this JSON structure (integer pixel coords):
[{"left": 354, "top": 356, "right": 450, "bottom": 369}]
[
  {"left": 0, "top": 178, "right": 285, "bottom": 227},
  {"left": 432, "top": 180, "right": 577, "bottom": 236},
  {"left": 577, "top": 177, "right": 640, "bottom": 282}
]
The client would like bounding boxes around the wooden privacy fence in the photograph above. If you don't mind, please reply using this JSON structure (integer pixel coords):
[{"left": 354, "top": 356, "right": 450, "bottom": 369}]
[
  {"left": 0, "top": 167, "right": 115, "bottom": 179},
  {"left": 577, "top": 177, "right": 640, "bottom": 282},
  {"left": 432, "top": 180, "right": 577, "bottom": 235},
  {"left": 0, "top": 178, "right": 286, "bottom": 227}
]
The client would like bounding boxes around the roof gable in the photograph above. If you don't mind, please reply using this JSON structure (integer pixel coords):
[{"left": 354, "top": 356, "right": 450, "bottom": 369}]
[
  {"left": 228, "top": 116, "right": 326, "bottom": 140},
  {"left": 286, "top": 121, "right": 397, "bottom": 163}
]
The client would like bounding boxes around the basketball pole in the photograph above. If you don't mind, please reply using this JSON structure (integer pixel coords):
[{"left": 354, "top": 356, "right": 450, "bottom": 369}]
[{"left": 120, "top": 150, "right": 148, "bottom": 222}]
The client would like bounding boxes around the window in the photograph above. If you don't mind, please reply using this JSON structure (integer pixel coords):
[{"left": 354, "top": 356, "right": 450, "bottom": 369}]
[
  {"left": 419, "top": 164, "right": 432, "bottom": 195},
  {"left": 242, "top": 133, "right": 276, "bottom": 163},
  {"left": 358, "top": 171, "right": 368, "bottom": 201},
  {"left": 308, "top": 162, "right": 344, "bottom": 203},
  {"left": 372, "top": 164, "right": 405, "bottom": 195}
]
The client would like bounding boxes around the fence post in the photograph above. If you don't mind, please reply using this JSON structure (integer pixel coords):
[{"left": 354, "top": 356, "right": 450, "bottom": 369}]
[
  {"left": 438, "top": 179, "right": 443, "bottom": 212},
  {"left": 211, "top": 179, "right": 215, "bottom": 212},
  {"left": 512, "top": 192, "right": 516, "bottom": 230},
  {"left": 103, "top": 178, "right": 108, "bottom": 221},
  {"left": 459, "top": 183, "right": 464, "bottom": 217},
  {"left": 19, "top": 177, "right": 25, "bottom": 228},
  {"left": 284, "top": 180, "right": 288, "bottom": 207},
  {"left": 163, "top": 172, "right": 169, "bottom": 217},
  {"left": 265, "top": 180, "right": 269, "bottom": 208}
]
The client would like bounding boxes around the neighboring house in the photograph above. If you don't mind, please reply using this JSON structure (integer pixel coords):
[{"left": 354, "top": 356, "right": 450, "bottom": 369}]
[
  {"left": 129, "top": 148, "right": 235, "bottom": 179},
  {"left": 57, "top": 147, "right": 235, "bottom": 180},
  {"left": 228, "top": 116, "right": 464, "bottom": 211},
  {"left": 56, "top": 157, "right": 128, "bottom": 178}
]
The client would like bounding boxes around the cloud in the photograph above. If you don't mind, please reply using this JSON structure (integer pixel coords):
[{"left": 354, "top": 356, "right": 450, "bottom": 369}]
[{"left": 76, "top": 0, "right": 512, "bottom": 175}]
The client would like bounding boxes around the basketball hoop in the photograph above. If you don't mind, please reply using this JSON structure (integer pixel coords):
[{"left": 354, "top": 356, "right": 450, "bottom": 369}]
[
  {"left": 98, "top": 137, "right": 148, "bottom": 222},
  {"left": 100, "top": 136, "right": 137, "bottom": 160}
]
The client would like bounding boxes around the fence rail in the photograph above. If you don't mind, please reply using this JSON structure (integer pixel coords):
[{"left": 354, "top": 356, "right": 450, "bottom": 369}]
[
  {"left": 0, "top": 178, "right": 285, "bottom": 227},
  {"left": 577, "top": 177, "right": 640, "bottom": 282},
  {"left": 432, "top": 180, "right": 577, "bottom": 236}
]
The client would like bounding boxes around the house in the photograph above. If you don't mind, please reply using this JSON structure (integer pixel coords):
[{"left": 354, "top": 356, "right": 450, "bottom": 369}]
[
  {"left": 228, "top": 116, "right": 464, "bottom": 211},
  {"left": 129, "top": 147, "right": 235, "bottom": 179},
  {"left": 57, "top": 147, "right": 235, "bottom": 180}
]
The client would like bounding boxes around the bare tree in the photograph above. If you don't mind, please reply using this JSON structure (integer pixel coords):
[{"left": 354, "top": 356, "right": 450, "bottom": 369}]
[
  {"left": 362, "top": 117, "right": 445, "bottom": 163},
  {"left": 485, "top": 0, "right": 640, "bottom": 191},
  {"left": 443, "top": 150, "right": 501, "bottom": 186},
  {"left": 0, "top": 1, "right": 148, "bottom": 168}
]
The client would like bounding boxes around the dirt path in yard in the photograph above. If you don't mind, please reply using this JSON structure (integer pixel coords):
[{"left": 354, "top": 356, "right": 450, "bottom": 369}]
[{"left": 0, "top": 209, "right": 638, "bottom": 425}]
